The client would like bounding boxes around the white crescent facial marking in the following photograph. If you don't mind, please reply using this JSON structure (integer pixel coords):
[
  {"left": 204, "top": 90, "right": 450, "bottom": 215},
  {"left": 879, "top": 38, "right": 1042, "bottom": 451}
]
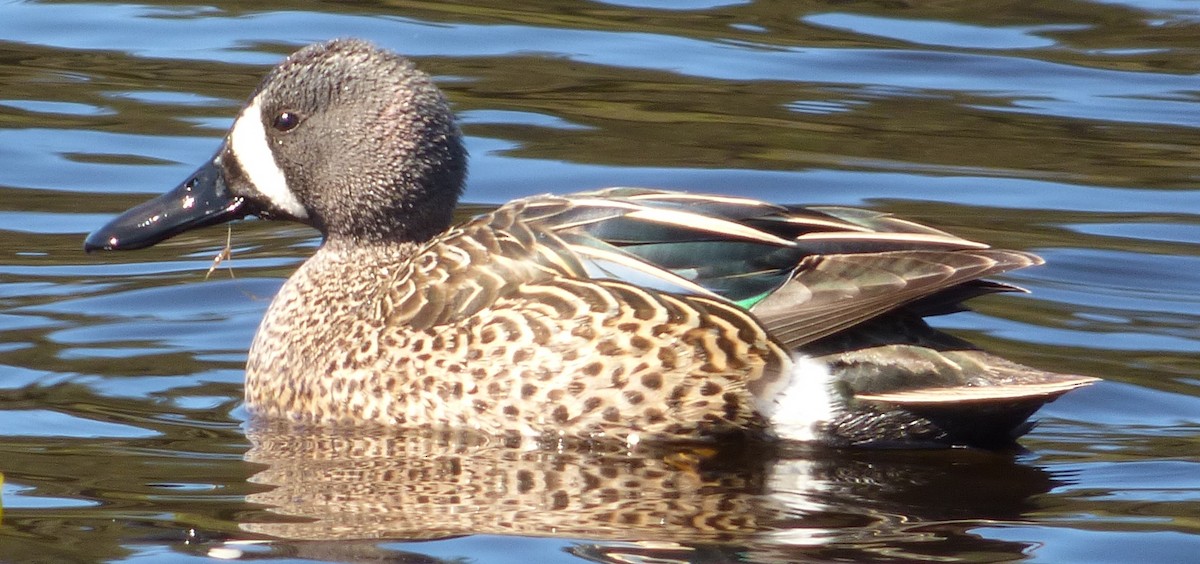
[{"left": 228, "top": 96, "right": 308, "bottom": 219}]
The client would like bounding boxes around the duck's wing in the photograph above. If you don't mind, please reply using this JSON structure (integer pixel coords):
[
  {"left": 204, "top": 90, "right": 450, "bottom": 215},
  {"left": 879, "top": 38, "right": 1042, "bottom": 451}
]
[
  {"left": 748, "top": 248, "right": 1040, "bottom": 348},
  {"left": 517, "top": 188, "right": 1035, "bottom": 348},
  {"left": 385, "top": 189, "right": 792, "bottom": 330},
  {"left": 517, "top": 189, "right": 802, "bottom": 301},
  {"left": 403, "top": 188, "right": 1037, "bottom": 345}
]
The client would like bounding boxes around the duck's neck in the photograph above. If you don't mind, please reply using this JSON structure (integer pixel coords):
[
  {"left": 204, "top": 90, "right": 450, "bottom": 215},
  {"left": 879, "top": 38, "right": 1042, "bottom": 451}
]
[
  {"left": 316, "top": 205, "right": 452, "bottom": 249},
  {"left": 321, "top": 234, "right": 427, "bottom": 255}
]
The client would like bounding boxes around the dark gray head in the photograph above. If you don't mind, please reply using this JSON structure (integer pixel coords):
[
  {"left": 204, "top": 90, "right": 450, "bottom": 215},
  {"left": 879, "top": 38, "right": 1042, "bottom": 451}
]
[{"left": 85, "top": 39, "right": 467, "bottom": 251}]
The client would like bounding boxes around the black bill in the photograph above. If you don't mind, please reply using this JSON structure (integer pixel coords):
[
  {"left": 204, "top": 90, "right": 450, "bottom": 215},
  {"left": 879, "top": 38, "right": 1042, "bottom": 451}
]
[{"left": 84, "top": 151, "right": 251, "bottom": 252}]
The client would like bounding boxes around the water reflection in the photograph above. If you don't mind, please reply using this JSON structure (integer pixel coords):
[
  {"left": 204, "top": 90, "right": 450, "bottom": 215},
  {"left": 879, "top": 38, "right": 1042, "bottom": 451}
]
[{"left": 240, "top": 423, "right": 1059, "bottom": 561}]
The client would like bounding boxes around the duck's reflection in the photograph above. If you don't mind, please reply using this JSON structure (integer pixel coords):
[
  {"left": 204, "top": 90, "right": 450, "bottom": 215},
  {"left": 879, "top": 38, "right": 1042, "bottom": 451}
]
[{"left": 239, "top": 422, "right": 1062, "bottom": 561}]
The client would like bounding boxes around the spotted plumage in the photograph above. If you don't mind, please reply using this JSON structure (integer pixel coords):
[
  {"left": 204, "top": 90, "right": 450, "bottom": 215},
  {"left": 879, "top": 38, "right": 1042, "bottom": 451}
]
[
  {"left": 242, "top": 425, "right": 782, "bottom": 542},
  {"left": 86, "top": 39, "right": 1096, "bottom": 448}
]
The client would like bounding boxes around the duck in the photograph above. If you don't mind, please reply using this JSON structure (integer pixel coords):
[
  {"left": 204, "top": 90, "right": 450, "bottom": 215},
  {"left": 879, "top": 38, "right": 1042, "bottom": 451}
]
[{"left": 84, "top": 38, "right": 1097, "bottom": 448}]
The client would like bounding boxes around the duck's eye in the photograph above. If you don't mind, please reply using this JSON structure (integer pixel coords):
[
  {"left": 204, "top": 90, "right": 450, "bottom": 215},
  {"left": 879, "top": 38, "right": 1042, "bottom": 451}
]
[{"left": 271, "top": 111, "right": 301, "bottom": 132}]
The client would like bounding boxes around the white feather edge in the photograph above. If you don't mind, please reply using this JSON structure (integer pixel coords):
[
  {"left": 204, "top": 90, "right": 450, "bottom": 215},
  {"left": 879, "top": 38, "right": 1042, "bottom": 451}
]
[
  {"left": 570, "top": 244, "right": 718, "bottom": 298},
  {"left": 554, "top": 198, "right": 794, "bottom": 246},
  {"left": 855, "top": 377, "right": 1100, "bottom": 404},
  {"left": 795, "top": 231, "right": 990, "bottom": 249}
]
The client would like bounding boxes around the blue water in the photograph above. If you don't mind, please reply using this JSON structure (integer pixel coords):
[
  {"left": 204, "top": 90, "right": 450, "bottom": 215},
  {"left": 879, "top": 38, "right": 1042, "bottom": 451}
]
[{"left": 1, "top": 1, "right": 1198, "bottom": 562}]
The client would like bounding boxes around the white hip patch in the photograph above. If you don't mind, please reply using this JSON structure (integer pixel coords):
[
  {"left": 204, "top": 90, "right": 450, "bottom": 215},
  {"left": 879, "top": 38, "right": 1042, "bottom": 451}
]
[
  {"left": 228, "top": 96, "right": 308, "bottom": 219},
  {"left": 757, "top": 354, "right": 837, "bottom": 442}
]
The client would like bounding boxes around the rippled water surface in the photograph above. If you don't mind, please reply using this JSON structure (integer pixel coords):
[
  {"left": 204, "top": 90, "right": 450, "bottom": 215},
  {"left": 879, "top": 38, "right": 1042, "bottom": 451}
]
[{"left": 1, "top": 1, "right": 1198, "bottom": 562}]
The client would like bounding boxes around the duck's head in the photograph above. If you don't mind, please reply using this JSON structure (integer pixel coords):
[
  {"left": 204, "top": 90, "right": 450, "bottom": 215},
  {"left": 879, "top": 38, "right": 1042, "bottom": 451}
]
[{"left": 85, "top": 38, "right": 467, "bottom": 252}]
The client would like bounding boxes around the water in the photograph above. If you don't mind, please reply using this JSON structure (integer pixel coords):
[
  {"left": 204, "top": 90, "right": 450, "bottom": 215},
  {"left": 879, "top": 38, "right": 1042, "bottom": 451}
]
[{"left": 1, "top": 1, "right": 1198, "bottom": 562}]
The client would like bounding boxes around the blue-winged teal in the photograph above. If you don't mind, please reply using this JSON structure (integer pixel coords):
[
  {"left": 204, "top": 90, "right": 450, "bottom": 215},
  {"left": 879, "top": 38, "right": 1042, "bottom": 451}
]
[{"left": 86, "top": 39, "right": 1096, "bottom": 447}]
